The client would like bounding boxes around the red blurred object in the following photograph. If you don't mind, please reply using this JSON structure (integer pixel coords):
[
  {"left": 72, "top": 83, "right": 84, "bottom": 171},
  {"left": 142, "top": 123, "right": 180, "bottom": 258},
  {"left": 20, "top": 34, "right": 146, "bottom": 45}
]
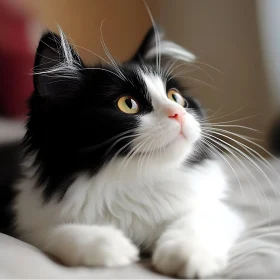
[{"left": 0, "top": 0, "right": 34, "bottom": 118}]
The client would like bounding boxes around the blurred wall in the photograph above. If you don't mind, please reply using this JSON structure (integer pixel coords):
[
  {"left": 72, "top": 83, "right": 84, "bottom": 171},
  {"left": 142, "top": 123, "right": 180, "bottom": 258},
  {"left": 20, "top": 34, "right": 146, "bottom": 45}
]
[
  {"left": 25, "top": 0, "right": 159, "bottom": 64},
  {"left": 159, "top": 0, "right": 273, "bottom": 150},
  {"left": 257, "top": 0, "right": 280, "bottom": 108}
]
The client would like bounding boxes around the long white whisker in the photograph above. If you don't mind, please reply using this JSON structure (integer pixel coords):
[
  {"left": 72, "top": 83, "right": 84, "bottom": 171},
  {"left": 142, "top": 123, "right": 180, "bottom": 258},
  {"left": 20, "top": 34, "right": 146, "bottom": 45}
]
[
  {"left": 201, "top": 139, "right": 250, "bottom": 209},
  {"left": 118, "top": 136, "right": 153, "bottom": 180},
  {"left": 205, "top": 108, "right": 224, "bottom": 121},
  {"left": 204, "top": 128, "right": 279, "bottom": 175},
  {"left": 144, "top": 1, "right": 161, "bottom": 75},
  {"left": 170, "top": 62, "right": 215, "bottom": 83},
  {"left": 203, "top": 124, "right": 260, "bottom": 133},
  {"left": 99, "top": 19, "right": 128, "bottom": 82},
  {"left": 81, "top": 129, "right": 137, "bottom": 152},
  {"left": 170, "top": 74, "right": 220, "bottom": 91},
  {"left": 163, "top": 60, "right": 178, "bottom": 78},
  {"left": 71, "top": 43, "right": 111, "bottom": 66},
  {"left": 138, "top": 136, "right": 156, "bottom": 178},
  {"left": 205, "top": 114, "right": 260, "bottom": 125},
  {"left": 202, "top": 135, "right": 269, "bottom": 221},
  {"left": 105, "top": 132, "right": 149, "bottom": 158},
  {"left": 203, "top": 127, "right": 260, "bottom": 142},
  {"left": 204, "top": 106, "right": 248, "bottom": 122},
  {"left": 202, "top": 132, "right": 280, "bottom": 202},
  {"left": 193, "top": 61, "right": 224, "bottom": 74},
  {"left": 203, "top": 137, "right": 265, "bottom": 217}
]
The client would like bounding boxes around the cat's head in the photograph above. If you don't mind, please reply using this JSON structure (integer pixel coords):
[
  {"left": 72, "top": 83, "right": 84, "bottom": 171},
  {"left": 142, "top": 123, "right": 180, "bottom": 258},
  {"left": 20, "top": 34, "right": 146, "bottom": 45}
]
[{"left": 25, "top": 26, "right": 205, "bottom": 197}]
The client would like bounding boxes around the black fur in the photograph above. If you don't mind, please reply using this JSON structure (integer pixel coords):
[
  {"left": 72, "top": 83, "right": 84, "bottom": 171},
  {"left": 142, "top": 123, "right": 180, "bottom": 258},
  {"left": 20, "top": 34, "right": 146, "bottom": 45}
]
[
  {"left": 269, "top": 116, "right": 280, "bottom": 156},
  {"left": 0, "top": 142, "right": 21, "bottom": 234}
]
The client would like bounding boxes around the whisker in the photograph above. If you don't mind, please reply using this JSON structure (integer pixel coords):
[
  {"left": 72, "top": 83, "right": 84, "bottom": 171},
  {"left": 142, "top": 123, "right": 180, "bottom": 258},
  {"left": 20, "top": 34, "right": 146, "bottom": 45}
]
[
  {"left": 71, "top": 43, "right": 111, "bottom": 66},
  {"left": 201, "top": 139, "right": 250, "bottom": 209},
  {"left": 193, "top": 61, "right": 224, "bottom": 74},
  {"left": 203, "top": 124, "right": 260, "bottom": 133},
  {"left": 201, "top": 132, "right": 280, "bottom": 202},
  {"left": 163, "top": 59, "right": 179, "bottom": 78},
  {"left": 170, "top": 74, "right": 220, "bottom": 91},
  {"left": 204, "top": 114, "right": 260, "bottom": 125},
  {"left": 105, "top": 132, "right": 150, "bottom": 158},
  {"left": 201, "top": 134, "right": 270, "bottom": 221},
  {"left": 203, "top": 127, "right": 260, "bottom": 142},
  {"left": 139, "top": 133, "right": 163, "bottom": 176},
  {"left": 80, "top": 129, "right": 137, "bottom": 153},
  {"left": 203, "top": 128, "right": 279, "bottom": 175},
  {"left": 178, "top": 62, "right": 216, "bottom": 83},
  {"left": 99, "top": 19, "right": 129, "bottom": 83},
  {"left": 123, "top": 137, "right": 151, "bottom": 174},
  {"left": 203, "top": 137, "right": 265, "bottom": 217},
  {"left": 203, "top": 108, "right": 225, "bottom": 122},
  {"left": 144, "top": 1, "right": 161, "bottom": 75},
  {"left": 204, "top": 106, "right": 248, "bottom": 122},
  {"left": 138, "top": 136, "right": 156, "bottom": 177}
]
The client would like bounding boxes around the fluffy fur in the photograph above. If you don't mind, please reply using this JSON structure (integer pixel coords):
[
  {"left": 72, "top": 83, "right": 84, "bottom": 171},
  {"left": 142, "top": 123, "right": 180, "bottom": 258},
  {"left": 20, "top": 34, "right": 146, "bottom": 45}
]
[{"left": 1, "top": 26, "right": 244, "bottom": 278}]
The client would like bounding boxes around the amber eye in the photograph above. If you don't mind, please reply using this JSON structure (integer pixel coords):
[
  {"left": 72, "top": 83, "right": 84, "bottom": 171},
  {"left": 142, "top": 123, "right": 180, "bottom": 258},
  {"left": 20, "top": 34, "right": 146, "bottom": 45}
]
[
  {"left": 167, "top": 89, "right": 187, "bottom": 107},
  {"left": 117, "top": 96, "right": 140, "bottom": 114}
]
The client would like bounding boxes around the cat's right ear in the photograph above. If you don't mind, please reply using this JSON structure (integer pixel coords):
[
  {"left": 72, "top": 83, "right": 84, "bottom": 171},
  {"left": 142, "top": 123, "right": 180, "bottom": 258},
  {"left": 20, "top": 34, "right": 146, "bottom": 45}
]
[
  {"left": 33, "top": 28, "right": 84, "bottom": 100},
  {"left": 131, "top": 26, "right": 196, "bottom": 64}
]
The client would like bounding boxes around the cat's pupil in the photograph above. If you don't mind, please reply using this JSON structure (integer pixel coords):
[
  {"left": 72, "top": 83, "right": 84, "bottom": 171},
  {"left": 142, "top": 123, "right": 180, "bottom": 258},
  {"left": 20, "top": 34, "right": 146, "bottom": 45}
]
[
  {"left": 125, "top": 98, "right": 133, "bottom": 109},
  {"left": 125, "top": 98, "right": 137, "bottom": 110},
  {"left": 172, "top": 94, "right": 177, "bottom": 102}
]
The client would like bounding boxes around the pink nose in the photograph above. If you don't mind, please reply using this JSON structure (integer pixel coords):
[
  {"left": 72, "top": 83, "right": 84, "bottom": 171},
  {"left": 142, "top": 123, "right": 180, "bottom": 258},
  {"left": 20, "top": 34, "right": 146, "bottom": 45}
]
[{"left": 168, "top": 109, "right": 185, "bottom": 123}]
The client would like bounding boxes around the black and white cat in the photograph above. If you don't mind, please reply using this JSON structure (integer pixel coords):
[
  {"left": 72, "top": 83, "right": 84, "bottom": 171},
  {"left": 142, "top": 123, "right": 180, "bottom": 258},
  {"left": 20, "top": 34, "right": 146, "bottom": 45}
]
[{"left": 1, "top": 27, "right": 243, "bottom": 278}]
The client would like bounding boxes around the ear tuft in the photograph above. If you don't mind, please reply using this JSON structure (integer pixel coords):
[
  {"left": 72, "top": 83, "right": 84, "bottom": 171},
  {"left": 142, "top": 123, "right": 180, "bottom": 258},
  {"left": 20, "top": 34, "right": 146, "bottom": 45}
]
[
  {"left": 34, "top": 27, "right": 82, "bottom": 79},
  {"left": 33, "top": 27, "right": 84, "bottom": 98}
]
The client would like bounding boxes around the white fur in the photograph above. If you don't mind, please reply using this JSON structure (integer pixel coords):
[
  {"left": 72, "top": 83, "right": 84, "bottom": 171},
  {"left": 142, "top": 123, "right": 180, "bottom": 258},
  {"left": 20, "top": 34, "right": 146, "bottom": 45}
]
[
  {"left": 13, "top": 71, "right": 243, "bottom": 278},
  {"left": 44, "top": 224, "right": 138, "bottom": 267}
]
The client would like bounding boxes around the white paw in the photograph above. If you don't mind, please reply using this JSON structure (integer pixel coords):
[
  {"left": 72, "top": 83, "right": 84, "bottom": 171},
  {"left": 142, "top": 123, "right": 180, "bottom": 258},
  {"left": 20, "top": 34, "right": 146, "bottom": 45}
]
[
  {"left": 152, "top": 240, "right": 227, "bottom": 278},
  {"left": 45, "top": 225, "right": 139, "bottom": 267}
]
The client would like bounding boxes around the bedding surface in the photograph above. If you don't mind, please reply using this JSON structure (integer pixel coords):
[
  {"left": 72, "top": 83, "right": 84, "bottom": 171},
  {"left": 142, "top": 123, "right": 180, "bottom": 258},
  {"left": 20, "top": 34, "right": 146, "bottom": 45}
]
[{"left": 0, "top": 120, "right": 280, "bottom": 278}]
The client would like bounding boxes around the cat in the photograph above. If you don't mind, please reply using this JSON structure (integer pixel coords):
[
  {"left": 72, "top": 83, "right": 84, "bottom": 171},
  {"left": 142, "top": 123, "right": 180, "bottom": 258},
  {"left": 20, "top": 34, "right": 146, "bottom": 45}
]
[{"left": 0, "top": 26, "right": 244, "bottom": 278}]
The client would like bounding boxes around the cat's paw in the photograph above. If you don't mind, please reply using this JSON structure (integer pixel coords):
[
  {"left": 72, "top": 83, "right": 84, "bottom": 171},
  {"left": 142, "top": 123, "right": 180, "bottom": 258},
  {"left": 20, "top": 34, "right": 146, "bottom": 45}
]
[
  {"left": 45, "top": 225, "right": 139, "bottom": 267},
  {"left": 152, "top": 240, "right": 227, "bottom": 278}
]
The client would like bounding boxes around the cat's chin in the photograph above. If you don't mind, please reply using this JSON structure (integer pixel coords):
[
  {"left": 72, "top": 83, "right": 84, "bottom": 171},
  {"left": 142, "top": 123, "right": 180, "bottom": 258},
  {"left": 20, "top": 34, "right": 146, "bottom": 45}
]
[
  {"left": 162, "top": 134, "right": 195, "bottom": 163},
  {"left": 140, "top": 133, "right": 197, "bottom": 166}
]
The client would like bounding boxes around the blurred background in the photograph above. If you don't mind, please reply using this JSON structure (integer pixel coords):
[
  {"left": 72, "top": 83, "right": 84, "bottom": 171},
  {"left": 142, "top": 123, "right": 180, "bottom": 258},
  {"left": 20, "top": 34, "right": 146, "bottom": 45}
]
[{"left": 0, "top": 0, "right": 279, "bottom": 155}]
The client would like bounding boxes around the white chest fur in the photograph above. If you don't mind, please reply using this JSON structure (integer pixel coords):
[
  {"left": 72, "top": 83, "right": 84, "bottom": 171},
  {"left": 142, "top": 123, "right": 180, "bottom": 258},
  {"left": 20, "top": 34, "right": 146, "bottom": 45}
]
[{"left": 14, "top": 159, "right": 227, "bottom": 251}]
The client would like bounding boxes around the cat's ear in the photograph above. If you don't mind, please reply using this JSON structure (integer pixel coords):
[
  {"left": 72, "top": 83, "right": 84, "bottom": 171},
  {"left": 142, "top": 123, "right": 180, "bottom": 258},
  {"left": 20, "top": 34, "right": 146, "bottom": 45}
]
[
  {"left": 33, "top": 28, "right": 84, "bottom": 100},
  {"left": 132, "top": 26, "right": 196, "bottom": 63}
]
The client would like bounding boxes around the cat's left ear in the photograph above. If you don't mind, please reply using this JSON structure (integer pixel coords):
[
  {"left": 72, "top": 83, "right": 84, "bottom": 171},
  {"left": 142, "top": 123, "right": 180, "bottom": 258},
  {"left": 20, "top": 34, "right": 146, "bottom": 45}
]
[
  {"left": 131, "top": 25, "right": 196, "bottom": 63},
  {"left": 33, "top": 27, "right": 84, "bottom": 101}
]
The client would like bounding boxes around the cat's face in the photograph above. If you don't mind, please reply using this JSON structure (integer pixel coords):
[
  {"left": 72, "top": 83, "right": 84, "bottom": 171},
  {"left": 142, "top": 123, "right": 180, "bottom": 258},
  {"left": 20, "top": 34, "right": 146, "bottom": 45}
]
[
  {"left": 25, "top": 27, "right": 204, "bottom": 198},
  {"left": 127, "top": 68, "right": 201, "bottom": 163}
]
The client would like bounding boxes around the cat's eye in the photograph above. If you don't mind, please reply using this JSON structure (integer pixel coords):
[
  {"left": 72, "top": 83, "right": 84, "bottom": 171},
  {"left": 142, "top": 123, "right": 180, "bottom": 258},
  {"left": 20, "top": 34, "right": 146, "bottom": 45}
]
[
  {"left": 167, "top": 89, "right": 187, "bottom": 107},
  {"left": 117, "top": 96, "right": 140, "bottom": 114}
]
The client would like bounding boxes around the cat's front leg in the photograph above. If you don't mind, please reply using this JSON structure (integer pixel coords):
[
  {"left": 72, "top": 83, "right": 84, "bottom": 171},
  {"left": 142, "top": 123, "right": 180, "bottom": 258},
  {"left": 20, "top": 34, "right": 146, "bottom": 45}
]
[
  {"left": 152, "top": 203, "right": 243, "bottom": 278},
  {"left": 24, "top": 224, "right": 139, "bottom": 267}
]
